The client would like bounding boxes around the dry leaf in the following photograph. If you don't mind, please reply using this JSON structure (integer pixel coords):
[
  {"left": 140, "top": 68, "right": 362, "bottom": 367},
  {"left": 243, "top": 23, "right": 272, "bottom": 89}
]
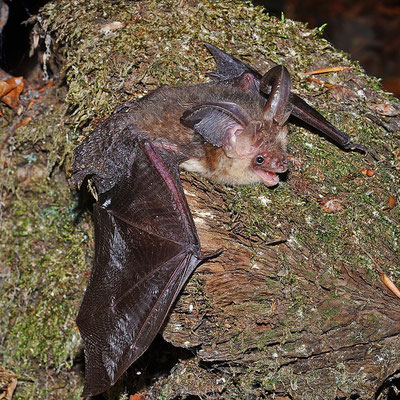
[
  {"left": 329, "top": 85, "right": 358, "bottom": 102},
  {"left": 319, "top": 197, "right": 345, "bottom": 213},
  {"left": 0, "top": 76, "right": 24, "bottom": 109},
  {"left": 15, "top": 116, "right": 32, "bottom": 130},
  {"left": 37, "top": 80, "right": 54, "bottom": 93},
  {"left": 129, "top": 394, "right": 146, "bottom": 400},
  {"left": 381, "top": 273, "right": 400, "bottom": 299},
  {"left": 100, "top": 21, "right": 124, "bottom": 33},
  {"left": 304, "top": 66, "right": 352, "bottom": 75},
  {"left": 0, "top": 366, "right": 18, "bottom": 400},
  {"left": 361, "top": 169, "right": 374, "bottom": 177},
  {"left": 370, "top": 103, "right": 399, "bottom": 116},
  {"left": 306, "top": 76, "right": 331, "bottom": 87},
  {"left": 15, "top": 117, "right": 32, "bottom": 129},
  {"left": 0, "top": 79, "right": 17, "bottom": 97},
  {"left": 388, "top": 195, "right": 396, "bottom": 210}
]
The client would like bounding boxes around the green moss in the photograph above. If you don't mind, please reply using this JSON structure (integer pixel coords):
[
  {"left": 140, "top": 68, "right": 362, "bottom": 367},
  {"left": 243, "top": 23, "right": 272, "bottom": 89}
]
[
  {"left": 1, "top": 174, "right": 90, "bottom": 397},
  {"left": 321, "top": 304, "right": 339, "bottom": 319},
  {"left": 256, "top": 330, "right": 281, "bottom": 351}
]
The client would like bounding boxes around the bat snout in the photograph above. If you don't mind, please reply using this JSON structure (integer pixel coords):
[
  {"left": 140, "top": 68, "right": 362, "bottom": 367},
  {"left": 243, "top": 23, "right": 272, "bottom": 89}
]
[
  {"left": 258, "top": 154, "right": 288, "bottom": 173},
  {"left": 252, "top": 154, "right": 288, "bottom": 186},
  {"left": 270, "top": 157, "right": 288, "bottom": 173}
]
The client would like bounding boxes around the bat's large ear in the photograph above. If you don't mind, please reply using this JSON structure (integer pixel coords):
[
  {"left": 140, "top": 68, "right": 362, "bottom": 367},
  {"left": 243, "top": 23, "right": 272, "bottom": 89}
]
[
  {"left": 180, "top": 101, "right": 251, "bottom": 147},
  {"left": 260, "top": 65, "right": 291, "bottom": 127},
  {"left": 204, "top": 42, "right": 261, "bottom": 81}
]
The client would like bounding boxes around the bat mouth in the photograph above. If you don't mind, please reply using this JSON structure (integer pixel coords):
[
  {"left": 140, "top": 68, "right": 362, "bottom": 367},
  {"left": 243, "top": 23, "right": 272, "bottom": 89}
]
[{"left": 254, "top": 169, "right": 280, "bottom": 186}]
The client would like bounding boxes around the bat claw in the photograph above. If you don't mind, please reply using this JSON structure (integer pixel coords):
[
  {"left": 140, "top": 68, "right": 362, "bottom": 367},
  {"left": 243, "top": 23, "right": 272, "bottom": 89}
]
[
  {"left": 350, "top": 143, "right": 368, "bottom": 153},
  {"left": 201, "top": 248, "right": 223, "bottom": 260},
  {"left": 343, "top": 141, "right": 369, "bottom": 154}
]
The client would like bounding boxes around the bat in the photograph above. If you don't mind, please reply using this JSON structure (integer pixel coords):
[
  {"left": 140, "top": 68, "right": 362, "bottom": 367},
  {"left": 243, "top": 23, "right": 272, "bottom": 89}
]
[{"left": 71, "top": 43, "right": 366, "bottom": 396}]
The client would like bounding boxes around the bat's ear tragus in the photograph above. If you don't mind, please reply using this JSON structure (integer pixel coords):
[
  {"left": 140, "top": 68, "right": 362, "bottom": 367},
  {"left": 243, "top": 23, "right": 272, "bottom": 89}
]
[{"left": 275, "top": 104, "right": 293, "bottom": 127}]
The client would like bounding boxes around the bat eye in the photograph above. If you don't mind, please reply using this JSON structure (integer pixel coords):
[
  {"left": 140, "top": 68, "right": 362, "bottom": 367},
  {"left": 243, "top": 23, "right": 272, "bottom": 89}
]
[{"left": 255, "top": 155, "right": 264, "bottom": 165}]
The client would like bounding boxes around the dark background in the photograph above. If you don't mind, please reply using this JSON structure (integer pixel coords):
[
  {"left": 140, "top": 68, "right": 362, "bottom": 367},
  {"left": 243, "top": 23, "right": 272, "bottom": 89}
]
[
  {"left": 1, "top": 0, "right": 399, "bottom": 98},
  {"left": 253, "top": 0, "right": 400, "bottom": 98}
]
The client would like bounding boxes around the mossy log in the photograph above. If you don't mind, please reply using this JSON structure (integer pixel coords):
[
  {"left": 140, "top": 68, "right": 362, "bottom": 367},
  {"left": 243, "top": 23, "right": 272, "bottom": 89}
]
[{"left": 1, "top": 1, "right": 399, "bottom": 399}]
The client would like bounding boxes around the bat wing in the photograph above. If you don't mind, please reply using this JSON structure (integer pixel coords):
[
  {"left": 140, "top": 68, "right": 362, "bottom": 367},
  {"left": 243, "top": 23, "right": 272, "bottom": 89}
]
[
  {"left": 70, "top": 114, "right": 145, "bottom": 194},
  {"left": 288, "top": 93, "right": 367, "bottom": 152},
  {"left": 77, "top": 139, "right": 205, "bottom": 396},
  {"left": 204, "top": 42, "right": 261, "bottom": 81},
  {"left": 204, "top": 43, "right": 366, "bottom": 152}
]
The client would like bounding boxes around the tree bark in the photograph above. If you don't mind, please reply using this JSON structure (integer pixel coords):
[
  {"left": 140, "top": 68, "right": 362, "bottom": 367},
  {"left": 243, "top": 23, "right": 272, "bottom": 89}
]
[{"left": 1, "top": 0, "right": 399, "bottom": 399}]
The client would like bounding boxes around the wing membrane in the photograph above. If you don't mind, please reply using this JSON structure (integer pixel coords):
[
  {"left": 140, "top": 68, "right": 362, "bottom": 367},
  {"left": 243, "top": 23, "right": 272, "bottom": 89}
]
[{"left": 77, "top": 141, "right": 203, "bottom": 396}]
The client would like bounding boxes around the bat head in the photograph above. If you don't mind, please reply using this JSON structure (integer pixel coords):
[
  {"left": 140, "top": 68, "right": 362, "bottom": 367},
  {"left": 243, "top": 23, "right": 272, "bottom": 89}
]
[
  {"left": 181, "top": 65, "right": 291, "bottom": 187},
  {"left": 246, "top": 123, "right": 288, "bottom": 186},
  {"left": 243, "top": 65, "right": 291, "bottom": 186},
  {"left": 221, "top": 65, "right": 291, "bottom": 186},
  {"left": 220, "top": 116, "right": 288, "bottom": 187}
]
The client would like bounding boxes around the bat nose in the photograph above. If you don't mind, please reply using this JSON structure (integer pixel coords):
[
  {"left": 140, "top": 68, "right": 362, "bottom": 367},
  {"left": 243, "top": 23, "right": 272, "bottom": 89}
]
[{"left": 270, "top": 157, "right": 288, "bottom": 173}]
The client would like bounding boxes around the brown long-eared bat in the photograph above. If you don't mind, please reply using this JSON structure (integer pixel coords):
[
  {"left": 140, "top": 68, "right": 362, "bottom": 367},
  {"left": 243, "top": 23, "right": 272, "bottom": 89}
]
[{"left": 71, "top": 43, "right": 366, "bottom": 396}]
